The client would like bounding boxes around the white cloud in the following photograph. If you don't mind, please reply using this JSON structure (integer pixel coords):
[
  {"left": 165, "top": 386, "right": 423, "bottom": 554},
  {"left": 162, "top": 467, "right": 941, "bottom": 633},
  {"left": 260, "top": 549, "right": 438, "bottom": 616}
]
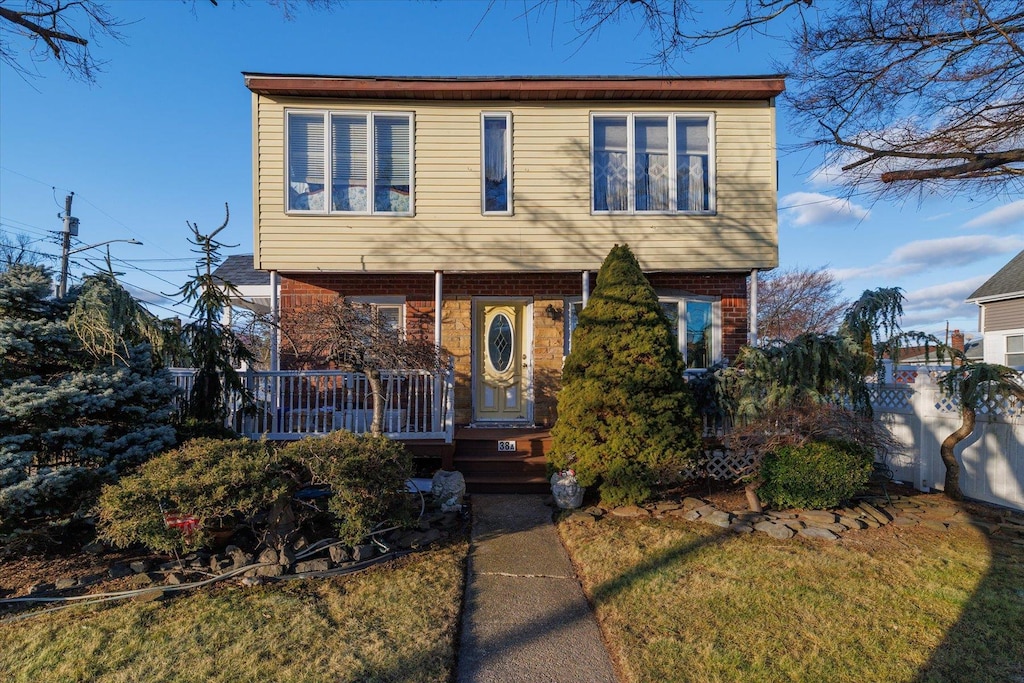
[
  {"left": 831, "top": 235, "right": 1024, "bottom": 282},
  {"left": 964, "top": 200, "right": 1024, "bottom": 230},
  {"left": 779, "top": 192, "right": 870, "bottom": 227},
  {"left": 806, "top": 163, "right": 847, "bottom": 189}
]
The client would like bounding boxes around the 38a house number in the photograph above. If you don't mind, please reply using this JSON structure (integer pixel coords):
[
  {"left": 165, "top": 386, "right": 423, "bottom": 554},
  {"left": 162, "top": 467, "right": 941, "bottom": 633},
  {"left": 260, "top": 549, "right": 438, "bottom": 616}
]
[{"left": 497, "top": 440, "right": 517, "bottom": 452}]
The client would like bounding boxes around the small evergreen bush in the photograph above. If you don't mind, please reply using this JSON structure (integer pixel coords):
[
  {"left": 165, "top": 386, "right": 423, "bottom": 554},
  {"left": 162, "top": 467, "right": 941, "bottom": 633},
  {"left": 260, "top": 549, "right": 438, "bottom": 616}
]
[
  {"left": 548, "top": 244, "right": 702, "bottom": 506},
  {"left": 98, "top": 438, "right": 295, "bottom": 552},
  {"left": 758, "top": 439, "right": 874, "bottom": 510},
  {"left": 279, "top": 431, "right": 413, "bottom": 544}
]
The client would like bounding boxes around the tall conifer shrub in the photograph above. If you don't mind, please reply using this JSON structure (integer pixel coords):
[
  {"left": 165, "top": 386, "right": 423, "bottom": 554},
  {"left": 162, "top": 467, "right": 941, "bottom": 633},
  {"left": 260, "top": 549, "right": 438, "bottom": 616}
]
[{"left": 548, "top": 245, "right": 701, "bottom": 505}]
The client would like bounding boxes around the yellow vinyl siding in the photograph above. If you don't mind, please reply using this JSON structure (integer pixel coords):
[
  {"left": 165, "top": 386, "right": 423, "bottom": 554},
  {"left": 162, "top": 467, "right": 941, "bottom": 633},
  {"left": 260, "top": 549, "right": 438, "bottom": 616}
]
[{"left": 255, "top": 96, "right": 778, "bottom": 272}]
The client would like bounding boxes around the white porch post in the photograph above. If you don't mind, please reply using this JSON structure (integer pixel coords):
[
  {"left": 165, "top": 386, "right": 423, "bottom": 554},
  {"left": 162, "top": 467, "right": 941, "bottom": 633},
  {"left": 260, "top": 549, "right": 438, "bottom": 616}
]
[
  {"left": 434, "top": 270, "right": 443, "bottom": 434},
  {"left": 269, "top": 270, "right": 280, "bottom": 434},
  {"left": 748, "top": 268, "right": 758, "bottom": 348},
  {"left": 582, "top": 270, "right": 590, "bottom": 307}
]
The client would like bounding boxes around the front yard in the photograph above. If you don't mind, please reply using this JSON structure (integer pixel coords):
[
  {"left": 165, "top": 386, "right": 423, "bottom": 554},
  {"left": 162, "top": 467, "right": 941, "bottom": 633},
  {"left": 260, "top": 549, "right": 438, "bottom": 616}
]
[
  {"left": 0, "top": 539, "right": 467, "bottom": 683},
  {"left": 558, "top": 492, "right": 1024, "bottom": 683}
]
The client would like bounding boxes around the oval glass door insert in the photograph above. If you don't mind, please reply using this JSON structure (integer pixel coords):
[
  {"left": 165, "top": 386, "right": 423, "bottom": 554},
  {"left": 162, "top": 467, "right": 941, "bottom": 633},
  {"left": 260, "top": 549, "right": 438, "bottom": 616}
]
[{"left": 487, "top": 313, "right": 514, "bottom": 373}]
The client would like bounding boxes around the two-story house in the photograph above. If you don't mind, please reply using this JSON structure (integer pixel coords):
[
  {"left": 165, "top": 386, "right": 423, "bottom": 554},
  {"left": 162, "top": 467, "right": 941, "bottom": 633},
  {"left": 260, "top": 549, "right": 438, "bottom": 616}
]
[
  {"left": 242, "top": 73, "right": 784, "bottom": 488},
  {"left": 967, "top": 249, "right": 1024, "bottom": 369}
]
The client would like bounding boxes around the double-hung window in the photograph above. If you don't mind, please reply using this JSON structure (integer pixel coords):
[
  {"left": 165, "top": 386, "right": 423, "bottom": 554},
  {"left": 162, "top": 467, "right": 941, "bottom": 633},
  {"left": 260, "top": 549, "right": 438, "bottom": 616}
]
[
  {"left": 1007, "top": 334, "right": 1024, "bottom": 367},
  {"left": 287, "top": 110, "right": 413, "bottom": 215},
  {"left": 592, "top": 113, "right": 713, "bottom": 214},
  {"left": 348, "top": 297, "right": 406, "bottom": 338},
  {"left": 482, "top": 112, "right": 512, "bottom": 214}
]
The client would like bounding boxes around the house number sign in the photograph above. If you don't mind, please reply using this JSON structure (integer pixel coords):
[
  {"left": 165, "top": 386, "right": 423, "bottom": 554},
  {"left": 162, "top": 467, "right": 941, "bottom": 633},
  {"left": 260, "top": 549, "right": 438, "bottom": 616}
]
[{"left": 497, "top": 440, "right": 517, "bottom": 452}]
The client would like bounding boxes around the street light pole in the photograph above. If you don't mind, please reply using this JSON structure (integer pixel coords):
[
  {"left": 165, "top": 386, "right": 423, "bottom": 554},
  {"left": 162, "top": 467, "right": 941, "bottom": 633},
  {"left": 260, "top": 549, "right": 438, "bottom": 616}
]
[
  {"left": 58, "top": 193, "right": 77, "bottom": 298},
  {"left": 58, "top": 236, "right": 144, "bottom": 297}
]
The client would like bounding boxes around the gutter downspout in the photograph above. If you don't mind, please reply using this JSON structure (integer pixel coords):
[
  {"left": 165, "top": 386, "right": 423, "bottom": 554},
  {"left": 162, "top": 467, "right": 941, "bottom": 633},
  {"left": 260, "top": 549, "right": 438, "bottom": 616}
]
[
  {"left": 582, "top": 270, "right": 590, "bottom": 307},
  {"left": 434, "top": 270, "right": 443, "bottom": 435}
]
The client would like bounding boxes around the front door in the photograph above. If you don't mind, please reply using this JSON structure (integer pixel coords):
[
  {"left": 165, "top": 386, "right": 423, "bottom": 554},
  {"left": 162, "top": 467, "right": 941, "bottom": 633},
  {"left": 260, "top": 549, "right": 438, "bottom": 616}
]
[{"left": 474, "top": 300, "right": 530, "bottom": 422}]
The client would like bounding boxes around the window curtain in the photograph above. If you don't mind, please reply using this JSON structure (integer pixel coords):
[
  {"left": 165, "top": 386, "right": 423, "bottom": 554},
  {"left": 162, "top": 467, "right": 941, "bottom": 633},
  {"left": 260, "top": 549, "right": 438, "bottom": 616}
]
[
  {"left": 484, "top": 116, "right": 508, "bottom": 212},
  {"left": 593, "top": 117, "right": 628, "bottom": 211},
  {"left": 676, "top": 119, "right": 709, "bottom": 211},
  {"left": 635, "top": 118, "right": 669, "bottom": 211}
]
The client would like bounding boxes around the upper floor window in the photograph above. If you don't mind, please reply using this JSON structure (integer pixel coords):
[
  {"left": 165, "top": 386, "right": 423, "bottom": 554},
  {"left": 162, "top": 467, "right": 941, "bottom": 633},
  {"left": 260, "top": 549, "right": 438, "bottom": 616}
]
[
  {"left": 592, "top": 113, "right": 713, "bottom": 214},
  {"left": 286, "top": 110, "right": 413, "bottom": 215},
  {"left": 482, "top": 113, "right": 512, "bottom": 214},
  {"left": 1007, "top": 334, "right": 1024, "bottom": 367}
]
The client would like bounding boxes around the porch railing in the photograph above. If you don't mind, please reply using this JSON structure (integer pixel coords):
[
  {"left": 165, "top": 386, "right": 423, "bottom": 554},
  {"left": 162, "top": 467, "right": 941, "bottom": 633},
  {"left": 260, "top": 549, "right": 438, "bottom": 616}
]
[{"left": 169, "top": 360, "right": 456, "bottom": 443}]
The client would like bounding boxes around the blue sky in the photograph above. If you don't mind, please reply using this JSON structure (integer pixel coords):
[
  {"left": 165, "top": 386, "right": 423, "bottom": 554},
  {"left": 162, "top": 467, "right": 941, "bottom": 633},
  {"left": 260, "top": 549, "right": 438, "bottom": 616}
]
[{"left": 1, "top": 0, "right": 1021, "bottom": 337}]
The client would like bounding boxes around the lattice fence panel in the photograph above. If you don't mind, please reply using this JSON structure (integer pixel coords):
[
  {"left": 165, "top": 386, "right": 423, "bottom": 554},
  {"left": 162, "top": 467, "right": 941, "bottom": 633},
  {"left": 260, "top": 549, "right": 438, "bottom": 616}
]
[{"left": 681, "top": 448, "right": 756, "bottom": 481}]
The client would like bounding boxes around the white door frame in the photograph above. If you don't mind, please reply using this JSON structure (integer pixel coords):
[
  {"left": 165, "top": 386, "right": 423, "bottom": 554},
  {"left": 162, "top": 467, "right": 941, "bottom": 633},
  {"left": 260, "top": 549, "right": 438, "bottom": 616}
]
[{"left": 471, "top": 296, "right": 534, "bottom": 424}]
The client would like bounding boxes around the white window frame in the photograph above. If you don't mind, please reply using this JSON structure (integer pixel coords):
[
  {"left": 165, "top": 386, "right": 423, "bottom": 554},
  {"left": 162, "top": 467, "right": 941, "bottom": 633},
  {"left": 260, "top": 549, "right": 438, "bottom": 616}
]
[
  {"left": 285, "top": 109, "right": 415, "bottom": 217},
  {"left": 1006, "top": 334, "right": 1024, "bottom": 367},
  {"left": 347, "top": 296, "right": 407, "bottom": 337},
  {"left": 590, "top": 111, "right": 715, "bottom": 215},
  {"left": 481, "top": 111, "right": 513, "bottom": 215}
]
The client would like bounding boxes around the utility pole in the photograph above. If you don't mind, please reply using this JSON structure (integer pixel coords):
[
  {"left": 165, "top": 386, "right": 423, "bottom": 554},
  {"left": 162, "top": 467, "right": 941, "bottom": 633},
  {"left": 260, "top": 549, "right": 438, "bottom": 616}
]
[{"left": 58, "top": 192, "right": 78, "bottom": 298}]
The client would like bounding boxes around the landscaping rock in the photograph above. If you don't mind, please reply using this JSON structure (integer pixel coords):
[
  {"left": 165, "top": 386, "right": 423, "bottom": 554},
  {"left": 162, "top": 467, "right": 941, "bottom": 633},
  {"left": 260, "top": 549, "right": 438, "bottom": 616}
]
[
  {"left": 129, "top": 560, "right": 152, "bottom": 574},
  {"left": 838, "top": 516, "right": 867, "bottom": 530},
  {"left": 226, "top": 546, "right": 254, "bottom": 570},
  {"left": 108, "top": 563, "right": 133, "bottom": 579},
  {"left": 568, "top": 510, "right": 597, "bottom": 524},
  {"left": 255, "top": 564, "right": 284, "bottom": 578},
  {"left": 857, "top": 503, "right": 892, "bottom": 525},
  {"left": 81, "top": 541, "right": 105, "bottom": 555},
  {"left": 292, "top": 536, "right": 309, "bottom": 551},
  {"left": 682, "top": 497, "right": 706, "bottom": 511},
  {"left": 821, "top": 523, "right": 849, "bottom": 534},
  {"left": 55, "top": 577, "right": 78, "bottom": 591},
  {"left": 129, "top": 572, "right": 157, "bottom": 586},
  {"left": 329, "top": 545, "right": 351, "bottom": 563},
  {"left": 164, "top": 572, "right": 186, "bottom": 586},
  {"left": 730, "top": 523, "right": 754, "bottom": 534},
  {"left": 769, "top": 511, "right": 798, "bottom": 520},
  {"left": 703, "top": 510, "right": 733, "bottom": 528},
  {"left": 799, "top": 511, "right": 838, "bottom": 525},
  {"left": 783, "top": 521, "right": 806, "bottom": 532},
  {"left": 258, "top": 548, "right": 279, "bottom": 565},
  {"left": 967, "top": 520, "right": 1001, "bottom": 535},
  {"left": 352, "top": 543, "right": 378, "bottom": 561},
  {"left": 754, "top": 521, "right": 795, "bottom": 540},
  {"left": 655, "top": 502, "right": 682, "bottom": 512},
  {"left": 922, "top": 520, "right": 950, "bottom": 533},
  {"left": 27, "top": 582, "right": 54, "bottom": 595},
  {"left": 583, "top": 506, "right": 606, "bottom": 518},
  {"left": 798, "top": 527, "right": 839, "bottom": 541},
  {"left": 610, "top": 505, "right": 650, "bottom": 518},
  {"left": 294, "top": 559, "right": 331, "bottom": 574},
  {"left": 681, "top": 509, "right": 702, "bottom": 521}
]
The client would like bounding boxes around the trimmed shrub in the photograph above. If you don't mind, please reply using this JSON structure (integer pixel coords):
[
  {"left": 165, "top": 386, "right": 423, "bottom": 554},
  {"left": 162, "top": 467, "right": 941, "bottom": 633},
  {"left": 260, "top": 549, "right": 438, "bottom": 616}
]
[
  {"left": 548, "top": 244, "right": 702, "bottom": 506},
  {"left": 279, "top": 431, "right": 413, "bottom": 545},
  {"left": 758, "top": 439, "right": 874, "bottom": 510},
  {"left": 98, "top": 438, "right": 295, "bottom": 552}
]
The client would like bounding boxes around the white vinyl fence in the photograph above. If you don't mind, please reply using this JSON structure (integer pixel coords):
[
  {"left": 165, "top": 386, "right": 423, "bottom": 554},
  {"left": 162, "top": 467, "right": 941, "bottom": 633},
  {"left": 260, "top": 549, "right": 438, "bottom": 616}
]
[{"left": 870, "top": 365, "right": 1024, "bottom": 512}]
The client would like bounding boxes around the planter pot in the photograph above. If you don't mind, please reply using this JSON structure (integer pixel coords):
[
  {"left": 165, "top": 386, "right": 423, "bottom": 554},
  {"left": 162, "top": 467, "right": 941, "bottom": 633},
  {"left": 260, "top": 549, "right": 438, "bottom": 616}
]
[{"left": 551, "top": 471, "right": 585, "bottom": 509}]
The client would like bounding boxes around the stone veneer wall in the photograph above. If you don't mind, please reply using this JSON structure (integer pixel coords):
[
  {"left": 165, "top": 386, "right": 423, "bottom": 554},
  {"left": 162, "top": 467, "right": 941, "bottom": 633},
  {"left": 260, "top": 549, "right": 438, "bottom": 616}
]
[{"left": 279, "top": 271, "right": 749, "bottom": 426}]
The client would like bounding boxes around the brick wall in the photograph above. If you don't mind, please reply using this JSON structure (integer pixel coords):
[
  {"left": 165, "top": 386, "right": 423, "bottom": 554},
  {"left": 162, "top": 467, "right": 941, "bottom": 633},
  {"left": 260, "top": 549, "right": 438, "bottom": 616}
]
[{"left": 279, "top": 270, "right": 749, "bottom": 424}]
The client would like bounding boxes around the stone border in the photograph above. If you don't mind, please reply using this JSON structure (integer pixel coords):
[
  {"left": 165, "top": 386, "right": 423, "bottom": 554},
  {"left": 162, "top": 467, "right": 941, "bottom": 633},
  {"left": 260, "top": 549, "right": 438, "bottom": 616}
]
[{"left": 566, "top": 495, "right": 1024, "bottom": 544}]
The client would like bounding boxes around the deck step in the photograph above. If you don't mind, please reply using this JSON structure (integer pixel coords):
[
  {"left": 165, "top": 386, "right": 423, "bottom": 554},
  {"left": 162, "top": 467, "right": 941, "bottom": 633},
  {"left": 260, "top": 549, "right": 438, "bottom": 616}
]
[{"left": 464, "top": 476, "right": 551, "bottom": 495}]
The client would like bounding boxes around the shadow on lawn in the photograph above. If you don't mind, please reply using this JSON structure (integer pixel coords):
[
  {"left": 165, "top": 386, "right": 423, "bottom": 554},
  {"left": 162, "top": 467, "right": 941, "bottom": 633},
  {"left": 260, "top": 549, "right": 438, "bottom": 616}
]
[{"left": 910, "top": 524, "right": 1024, "bottom": 683}]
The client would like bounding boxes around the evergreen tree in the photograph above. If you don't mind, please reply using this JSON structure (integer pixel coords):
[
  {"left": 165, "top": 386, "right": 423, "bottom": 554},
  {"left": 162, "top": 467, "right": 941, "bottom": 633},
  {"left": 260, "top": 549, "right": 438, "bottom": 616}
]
[
  {"left": 171, "top": 204, "right": 255, "bottom": 427},
  {"left": 0, "top": 264, "right": 177, "bottom": 527},
  {"left": 548, "top": 244, "right": 701, "bottom": 506}
]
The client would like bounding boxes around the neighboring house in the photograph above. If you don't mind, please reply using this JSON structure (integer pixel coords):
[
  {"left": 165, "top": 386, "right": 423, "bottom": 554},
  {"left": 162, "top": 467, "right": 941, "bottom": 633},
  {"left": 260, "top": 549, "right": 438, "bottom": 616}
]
[
  {"left": 241, "top": 73, "right": 784, "bottom": 487},
  {"left": 967, "top": 249, "right": 1024, "bottom": 369},
  {"left": 213, "top": 254, "right": 272, "bottom": 316}
]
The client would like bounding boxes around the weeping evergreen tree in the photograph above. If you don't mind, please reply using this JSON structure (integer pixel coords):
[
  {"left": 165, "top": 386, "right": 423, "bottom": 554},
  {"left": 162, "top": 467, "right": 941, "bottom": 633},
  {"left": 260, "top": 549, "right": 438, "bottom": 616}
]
[
  {"left": 171, "top": 204, "right": 255, "bottom": 429},
  {"left": 0, "top": 264, "right": 176, "bottom": 527},
  {"left": 548, "top": 244, "right": 702, "bottom": 506}
]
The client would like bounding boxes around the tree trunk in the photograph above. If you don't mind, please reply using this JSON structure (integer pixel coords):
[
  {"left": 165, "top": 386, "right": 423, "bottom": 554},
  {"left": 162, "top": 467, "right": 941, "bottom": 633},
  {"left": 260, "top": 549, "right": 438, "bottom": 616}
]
[
  {"left": 939, "top": 405, "right": 974, "bottom": 501},
  {"left": 744, "top": 482, "right": 763, "bottom": 513},
  {"left": 367, "top": 367, "right": 384, "bottom": 437}
]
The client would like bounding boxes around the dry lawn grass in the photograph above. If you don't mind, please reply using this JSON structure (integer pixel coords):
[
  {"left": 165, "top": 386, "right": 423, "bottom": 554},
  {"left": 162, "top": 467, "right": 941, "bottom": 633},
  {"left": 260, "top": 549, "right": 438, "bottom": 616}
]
[
  {"left": 559, "top": 508, "right": 1024, "bottom": 683},
  {"left": 0, "top": 540, "right": 467, "bottom": 683}
]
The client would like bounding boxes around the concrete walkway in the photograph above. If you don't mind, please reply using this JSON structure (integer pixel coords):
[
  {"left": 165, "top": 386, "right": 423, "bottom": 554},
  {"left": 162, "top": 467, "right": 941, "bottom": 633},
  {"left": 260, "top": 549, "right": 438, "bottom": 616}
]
[{"left": 456, "top": 494, "right": 619, "bottom": 683}]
